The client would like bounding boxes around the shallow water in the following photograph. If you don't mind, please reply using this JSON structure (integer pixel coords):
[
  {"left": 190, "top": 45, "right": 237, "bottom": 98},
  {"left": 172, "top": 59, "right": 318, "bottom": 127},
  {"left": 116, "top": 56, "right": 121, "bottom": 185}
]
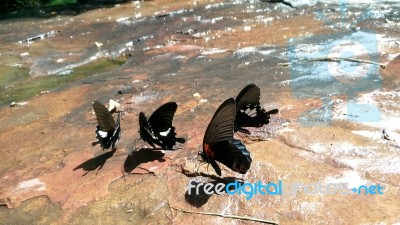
[{"left": 1, "top": 0, "right": 400, "bottom": 224}]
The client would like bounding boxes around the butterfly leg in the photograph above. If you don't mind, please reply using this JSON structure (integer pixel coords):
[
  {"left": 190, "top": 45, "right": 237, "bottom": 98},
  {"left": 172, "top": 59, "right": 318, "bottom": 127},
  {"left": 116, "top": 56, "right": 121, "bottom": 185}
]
[{"left": 195, "top": 161, "right": 207, "bottom": 176}]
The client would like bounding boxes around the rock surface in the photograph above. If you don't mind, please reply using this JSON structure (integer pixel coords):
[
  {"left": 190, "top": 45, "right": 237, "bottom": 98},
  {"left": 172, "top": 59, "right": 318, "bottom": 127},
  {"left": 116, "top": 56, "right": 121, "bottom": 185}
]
[{"left": 1, "top": 0, "right": 400, "bottom": 224}]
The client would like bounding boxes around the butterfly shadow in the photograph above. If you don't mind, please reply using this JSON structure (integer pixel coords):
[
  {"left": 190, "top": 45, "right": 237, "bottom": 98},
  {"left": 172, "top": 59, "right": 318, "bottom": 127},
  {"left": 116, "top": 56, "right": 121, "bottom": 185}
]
[
  {"left": 184, "top": 175, "right": 245, "bottom": 208},
  {"left": 73, "top": 149, "right": 116, "bottom": 176},
  {"left": 123, "top": 148, "right": 166, "bottom": 173}
]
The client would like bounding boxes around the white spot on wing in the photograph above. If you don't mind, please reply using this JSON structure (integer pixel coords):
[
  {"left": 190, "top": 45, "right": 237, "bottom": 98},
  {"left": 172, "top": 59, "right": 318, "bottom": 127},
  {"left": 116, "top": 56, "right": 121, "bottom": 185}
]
[
  {"left": 99, "top": 130, "right": 108, "bottom": 138},
  {"left": 248, "top": 108, "right": 257, "bottom": 117},
  {"left": 243, "top": 106, "right": 258, "bottom": 117},
  {"left": 159, "top": 128, "right": 171, "bottom": 137}
]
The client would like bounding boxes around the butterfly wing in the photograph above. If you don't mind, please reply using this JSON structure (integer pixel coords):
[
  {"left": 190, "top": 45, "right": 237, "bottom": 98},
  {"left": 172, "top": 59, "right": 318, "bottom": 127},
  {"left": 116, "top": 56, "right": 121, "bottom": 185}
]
[
  {"left": 93, "top": 101, "right": 118, "bottom": 149},
  {"left": 147, "top": 102, "right": 184, "bottom": 149},
  {"left": 234, "top": 84, "right": 278, "bottom": 134},
  {"left": 236, "top": 105, "right": 279, "bottom": 129},
  {"left": 211, "top": 139, "right": 252, "bottom": 174},
  {"left": 139, "top": 112, "right": 157, "bottom": 149},
  {"left": 203, "top": 98, "right": 252, "bottom": 175},
  {"left": 235, "top": 84, "right": 260, "bottom": 112},
  {"left": 203, "top": 98, "right": 236, "bottom": 147},
  {"left": 148, "top": 102, "right": 177, "bottom": 132},
  {"left": 93, "top": 101, "right": 116, "bottom": 132}
]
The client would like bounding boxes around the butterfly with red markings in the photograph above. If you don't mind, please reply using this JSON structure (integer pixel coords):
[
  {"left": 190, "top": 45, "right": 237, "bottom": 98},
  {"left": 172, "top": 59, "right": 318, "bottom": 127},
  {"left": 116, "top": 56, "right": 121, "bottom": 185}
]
[
  {"left": 93, "top": 101, "right": 121, "bottom": 150},
  {"left": 234, "top": 84, "right": 279, "bottom": 134},
  {"left": 139, "top": 102, "right": 185, "bottom": 150},
  {"left": 199, "top": 98, "right": 252, "bottom": 176}
]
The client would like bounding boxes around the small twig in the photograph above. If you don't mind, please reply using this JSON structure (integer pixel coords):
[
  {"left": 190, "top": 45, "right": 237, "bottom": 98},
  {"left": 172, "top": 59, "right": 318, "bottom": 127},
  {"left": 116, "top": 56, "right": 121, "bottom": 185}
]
[
  {"left": 190, "top": 36, "right": 205, "bottom": 40},
  {"left": 277, "top": 57, "right": 385, "bottom": 69},
  {"left": 308, "top": 57, "right": 386, "bottom": 69},
  {"left": 277, "top": 62, "right": 291, "bottom": 67},
  {"left": 136, "top": 166, "right": 156, "bottom": 175},
  {"left": 261, "top": 0, "right": 297, "bottom": 8},
  {"left": 170, "top": 206, "right": 279, "bottom": 225}
]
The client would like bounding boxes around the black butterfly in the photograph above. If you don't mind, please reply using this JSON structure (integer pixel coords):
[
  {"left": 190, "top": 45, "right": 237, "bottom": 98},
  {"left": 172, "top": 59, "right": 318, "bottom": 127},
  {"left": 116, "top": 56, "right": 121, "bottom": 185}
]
[
  {"left": 234, "top": 84, "right": 279, "bottom": 134},
  {"left": 139, "top": 102, "right": 185, "bottom": 150},
  {"left": 93, "top": 101, "right": 121, "bottom": 150},
  {"left": 199, "top": 98, "right": 252, "bottom": 176}
]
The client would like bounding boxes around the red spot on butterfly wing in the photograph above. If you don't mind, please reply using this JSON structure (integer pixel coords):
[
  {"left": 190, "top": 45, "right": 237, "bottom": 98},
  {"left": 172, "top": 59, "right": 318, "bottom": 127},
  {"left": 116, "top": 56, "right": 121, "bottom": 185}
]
[{"left": 203, "top": 143, "right": 215, "bottom": 158}]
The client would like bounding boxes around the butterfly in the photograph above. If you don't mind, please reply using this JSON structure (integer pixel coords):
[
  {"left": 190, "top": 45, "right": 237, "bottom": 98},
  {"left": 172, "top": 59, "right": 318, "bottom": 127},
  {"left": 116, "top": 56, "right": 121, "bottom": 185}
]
[
  {"left": 234, "top": 84, "right": 279, "bottom": 134},
  {"left": 199, "top": 98, "right": 252, "bottom": 176},
  {"left": 92, "top": 101, "right": 121, "bottom": 150},
  {"left": 139, "top": 102, "right": 185, "bottom": 150}
]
